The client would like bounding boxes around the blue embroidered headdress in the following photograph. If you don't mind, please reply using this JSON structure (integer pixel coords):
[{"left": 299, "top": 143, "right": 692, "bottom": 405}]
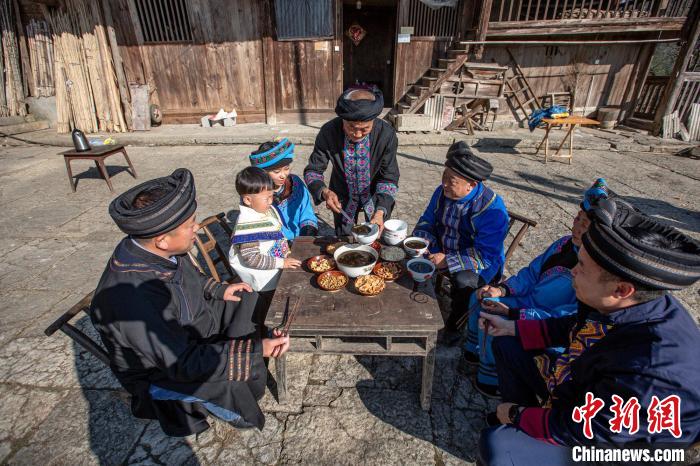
[
  {"left": 249, "top": 139, "right": 295, "bottom": 170},
  {"left": 581, "top": 178, "right": 610, "bottom": 212}
]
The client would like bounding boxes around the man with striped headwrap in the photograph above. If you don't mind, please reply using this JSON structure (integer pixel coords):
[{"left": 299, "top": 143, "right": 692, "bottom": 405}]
[{"left": 90, "top": 169, "right": 290, "bottom": 436}]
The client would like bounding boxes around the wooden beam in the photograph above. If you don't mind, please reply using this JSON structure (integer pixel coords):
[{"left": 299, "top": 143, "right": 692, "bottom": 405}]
[
  {"left": 333, "top": 0, "right": 342, "bottom": 97},
  {"left": 474, "top": 0, "right": 494, "bottom": 59},
  {"left": 261, "top": 0, "right": 277, "bottom": 124},
  {"left": 652, "top": 0, "right": 700, "bottom": 134},
  {"left": 623, "top": 42, "right": 654, "bottom": 122},
  {"left": 460, "top": 38, "right": 680, "bottom": 45},
  {"left": 487, "top": 17, "right": 685, "bottom": 36},
  {"left": 12, "top": 0, "right": 31, "bottom": 97},
  {"left": 100, "top": 0, "right": 132, "bottom": 129},
  {"left": 457, "top": 0, "right": 476, "bottom": 41}
]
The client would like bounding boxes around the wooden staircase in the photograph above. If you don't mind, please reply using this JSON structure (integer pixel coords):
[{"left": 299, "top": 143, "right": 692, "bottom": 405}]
[{"left": 392, "top": 43, "right": 472, "bottom": 118}]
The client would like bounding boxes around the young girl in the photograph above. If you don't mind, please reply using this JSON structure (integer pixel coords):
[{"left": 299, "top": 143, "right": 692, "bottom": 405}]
[{"left": 249, "top": 139, "right": 318, "bottom": 240}]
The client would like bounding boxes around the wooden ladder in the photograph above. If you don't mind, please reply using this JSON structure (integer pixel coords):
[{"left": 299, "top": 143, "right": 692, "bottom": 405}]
[{"left": 504, "top": 47, "right": 541, "bottom": 122}]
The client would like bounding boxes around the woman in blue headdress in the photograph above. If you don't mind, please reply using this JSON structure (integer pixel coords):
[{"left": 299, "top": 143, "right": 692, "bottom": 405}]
[{"left": 249, "top": 139, "right": 318, "bottom": 240}]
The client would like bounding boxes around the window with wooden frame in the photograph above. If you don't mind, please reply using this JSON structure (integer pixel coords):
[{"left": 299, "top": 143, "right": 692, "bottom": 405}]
[
  {"left": 274, "top": 0, "right": 334, "bottom": 41},
  {"left": 133, "top": 0, "right": 193, "bottom": 43}
]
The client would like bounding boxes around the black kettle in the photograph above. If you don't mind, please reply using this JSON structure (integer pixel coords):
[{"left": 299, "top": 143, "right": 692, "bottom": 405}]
[{"left": 71, "top": 128, "right": 91, "bottom": 152}]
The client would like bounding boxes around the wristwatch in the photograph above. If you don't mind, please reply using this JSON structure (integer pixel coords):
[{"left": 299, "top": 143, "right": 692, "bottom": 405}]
[{"left": 508, "top": 404, "right": 523, "bottom": 424}]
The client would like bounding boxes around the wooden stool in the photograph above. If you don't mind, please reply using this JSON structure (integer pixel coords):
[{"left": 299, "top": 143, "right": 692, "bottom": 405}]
[{"left": 61, "top": 144, "right": 137, "bottom": 193}]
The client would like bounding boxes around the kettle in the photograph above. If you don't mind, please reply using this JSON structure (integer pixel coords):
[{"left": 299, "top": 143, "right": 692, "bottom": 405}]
[{"left": 71, "top": 128, "right": 91, "bottom": 152}]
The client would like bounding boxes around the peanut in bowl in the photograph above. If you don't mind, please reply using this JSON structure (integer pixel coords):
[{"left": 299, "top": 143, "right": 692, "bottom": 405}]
[
  {"left": 354, "top": 274, "right": 386, "bottom": 297},
  {"left": 317, "top": 271, "right": 348, "bottom": 292},
  {"left": 307, "top": 255, "right": 336, "bottom": 274}
]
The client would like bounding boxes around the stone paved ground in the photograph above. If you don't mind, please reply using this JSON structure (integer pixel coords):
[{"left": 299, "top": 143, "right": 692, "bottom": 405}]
[{"left": 0, "top": 132, "right": 698, "bottom": 465}]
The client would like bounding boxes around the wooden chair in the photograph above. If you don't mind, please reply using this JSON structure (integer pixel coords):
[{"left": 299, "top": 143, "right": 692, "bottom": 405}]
[
  {"left": 187, "top": 212, "right": 235, "bottom": 283},
  {"left": 45, "top": 212, "right": 237, "bottom": 366},
  {"left": 435, "top": 211, "right": 538, "bottom": 294}
]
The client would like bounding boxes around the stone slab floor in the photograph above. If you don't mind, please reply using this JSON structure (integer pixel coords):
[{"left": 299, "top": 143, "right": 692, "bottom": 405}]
[{"left": 0, "top": 141, "right": 698, "bottom": 465}]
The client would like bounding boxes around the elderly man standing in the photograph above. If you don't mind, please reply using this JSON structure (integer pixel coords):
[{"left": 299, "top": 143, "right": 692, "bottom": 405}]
[
  {"left": 304, "top": 87, "right": 399, "bottom": 236},
  {"left": 477, "top": 199, "right": 700, "bottom": 466}
]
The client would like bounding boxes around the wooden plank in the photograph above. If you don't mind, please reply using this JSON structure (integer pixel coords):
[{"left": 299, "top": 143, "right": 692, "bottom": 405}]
[
  {"left": 486, "top": 17, "right": 685, "bottom": 36},
  {"left": 261, "top": 0, "right": 276, "bottom": 124},
  {"left": 474, "top": 0, "right": 495, "bottom": 58},
  {"left": 652, "top": 0, "right": 700, "bottom": 133},
  {"left": 101, "top": 0, "right": 132, "bottom": 129}
]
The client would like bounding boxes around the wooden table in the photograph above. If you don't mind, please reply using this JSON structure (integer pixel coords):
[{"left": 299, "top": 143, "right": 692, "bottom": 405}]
[
  {"left": 61, "top": 144, "right": 137, "bottom": 193},
  {"left": 264, "top": 237, "right": 444, "bottom": 410},
  {"left": 535, "top": 116, "right": 600, "bottom": 164}
]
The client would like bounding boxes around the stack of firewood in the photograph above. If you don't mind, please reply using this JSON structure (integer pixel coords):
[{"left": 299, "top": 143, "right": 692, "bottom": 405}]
[
  {"left": 26, "top": 19, "right": 54, "bottom": 98},
  {"left": 43, "top": 0, "right": 127, "bottom": 133},
  {"left": 0, "top": 0, "right": 27, "bottom": 117}
]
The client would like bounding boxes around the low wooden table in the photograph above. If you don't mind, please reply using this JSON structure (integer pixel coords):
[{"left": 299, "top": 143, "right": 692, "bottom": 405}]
[
  {"left": 264, "top": 237, "right": 444, "bottom": 410},
  {"left": 535, "top": 116, "right": 600, "bottom": 164},
  {"left": 61, "top": 144, "right": 137, "bottom": 193}
]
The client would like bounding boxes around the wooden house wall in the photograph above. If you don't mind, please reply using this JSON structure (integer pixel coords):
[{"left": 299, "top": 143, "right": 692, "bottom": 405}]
[
  {"left": 482, "top": 44, "right": 646, "bottom": 116},
  {"left": 109, "top": 0, "right": 266, "bottom": 123},
  {"left": 273, "top": 40, "right": 337, "bottom": 113}
]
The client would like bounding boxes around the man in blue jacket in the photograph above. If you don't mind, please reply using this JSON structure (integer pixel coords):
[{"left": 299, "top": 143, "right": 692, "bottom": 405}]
[
  {"left": 413, "top": 141, "right": 509, "bottom": 345},
  {"left": 477, "top": 199, "right": 700, "bottom": 465}
]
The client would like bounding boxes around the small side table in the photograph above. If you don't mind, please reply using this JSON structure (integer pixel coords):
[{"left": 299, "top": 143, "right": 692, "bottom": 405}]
[
  {"left": 61, "top": 144, "right": 137, "bottom": 193},
  {"left": 535, "top": 116, "right": 600, "bottom": 164}
]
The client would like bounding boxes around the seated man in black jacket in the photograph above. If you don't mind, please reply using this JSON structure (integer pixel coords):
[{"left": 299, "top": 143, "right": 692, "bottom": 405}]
[
  {"left": 477, "top": 199, "right": 700, "bottom": 465},
  {"left": 90, "top": 168, "right": 289, "bottom": 436}
]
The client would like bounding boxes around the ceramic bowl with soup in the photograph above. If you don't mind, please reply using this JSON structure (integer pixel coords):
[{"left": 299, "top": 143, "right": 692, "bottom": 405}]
[
  {"left": 403, "top": 237, "right": 429, "bottom": 257},
  {"left": 406, "top": 258, "right": 436, "bottom": 282},
  {"left": 351, "top": 223, "right": 380, "bottom": 245},
  {"left": 382, "top": 219, "right": 408, "bottom": 245},
  {"left": 333, "top": 244, "right": 379, "bottom": 278}
]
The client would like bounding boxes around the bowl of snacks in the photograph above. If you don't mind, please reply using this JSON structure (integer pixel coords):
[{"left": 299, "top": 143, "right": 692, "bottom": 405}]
[
  {"left": 351, "top": 223, "right": 380, "bottom": 245},
  {"left": 325, "top": 241, "right": 348, "bottom": 255},
  {"left": 354, "top": 274, "right": 386, "bottom": 297},
  {"left": 380, "top": 245, "right": 406, "bottom": 262},
  {"left": 307, "top": 255, "right": 336, "bottom": 274},
  {"left": 317, "top": 270, "right": 348, "bottom": 292},
  {"left": 406, "top": 258, "right": 436, "bottom": 282},
  {"left": 403, "top": 237, "right": 429, "bottom": 257},
  {"left": 382, "top": 219, "right": 408, "bottom": 245},
  {"left": 372, "top": 261, "right": 404, "bottom": 282},
  {"left": 333, "top": 244, "right": 378, "bottom": 278}
]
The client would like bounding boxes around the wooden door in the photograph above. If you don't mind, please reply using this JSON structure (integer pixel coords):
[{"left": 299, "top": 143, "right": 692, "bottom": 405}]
[{"left": 342, "top": 3, "right": 396, "bottom": 100}]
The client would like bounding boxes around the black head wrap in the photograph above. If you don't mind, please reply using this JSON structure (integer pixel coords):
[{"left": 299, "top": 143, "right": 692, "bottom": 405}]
[
  {"left": 582, "top": 199, "right": 700, "bottom": 290},
  {"left": 109, "top": 168, "right": 197, "bottom": 238},
  {"left": 334, "top": 88, "right": 384, "bottom": 122},
  {"left": 444, "top": 141, "right": 493, "bottom": 181}
]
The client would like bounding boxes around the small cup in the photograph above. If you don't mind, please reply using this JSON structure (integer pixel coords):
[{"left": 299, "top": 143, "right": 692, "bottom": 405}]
[{"left": 403, "top": 236, "right": 429, "bottom": 257}]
